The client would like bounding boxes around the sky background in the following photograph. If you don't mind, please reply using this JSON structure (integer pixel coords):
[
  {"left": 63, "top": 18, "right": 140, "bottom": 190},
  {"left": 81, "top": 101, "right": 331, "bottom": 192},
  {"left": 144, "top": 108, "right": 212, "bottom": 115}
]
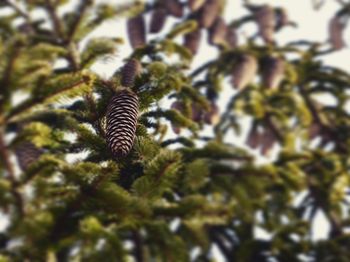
[{"left": 2, "top": 0, "right": 349, "bottom": 260}]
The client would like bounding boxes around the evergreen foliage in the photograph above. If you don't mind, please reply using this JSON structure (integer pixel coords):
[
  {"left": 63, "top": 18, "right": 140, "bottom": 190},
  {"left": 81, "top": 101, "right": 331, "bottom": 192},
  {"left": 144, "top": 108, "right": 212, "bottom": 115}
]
[{"left": 1, "top": 0, "right": 350, "bottom": 261}]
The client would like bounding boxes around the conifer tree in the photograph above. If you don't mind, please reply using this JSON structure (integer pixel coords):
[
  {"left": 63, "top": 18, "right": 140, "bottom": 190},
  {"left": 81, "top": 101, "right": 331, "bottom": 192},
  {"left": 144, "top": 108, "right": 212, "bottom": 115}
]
[{"left": 1, "top": 0, "right": 350, "bottom": 261}]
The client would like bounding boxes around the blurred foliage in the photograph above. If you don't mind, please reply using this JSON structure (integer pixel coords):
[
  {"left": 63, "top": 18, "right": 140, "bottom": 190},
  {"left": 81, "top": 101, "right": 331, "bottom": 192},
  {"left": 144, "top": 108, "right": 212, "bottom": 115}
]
[{"left": 0, "top": 0, "right": 350, "bottom": 261}]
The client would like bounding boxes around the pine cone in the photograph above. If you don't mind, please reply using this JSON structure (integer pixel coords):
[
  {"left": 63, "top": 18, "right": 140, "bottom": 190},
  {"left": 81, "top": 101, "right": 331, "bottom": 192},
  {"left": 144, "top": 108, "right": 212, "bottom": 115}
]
[
  {"left": 188, "top": 0, "right": 205, "bottom": 11},
  {"left": 121, "top": 59, "right": 142, "bottom": 87},
  {"left": 184, "top": 29, "right": 202, "bottom": 54},
  {"left": 254, "top": 5, "right": 275, "bottom": 44},
  {"left": 246, "top": 123, "right": 261, "bottom": 149},
  {"left": 231, "top": 54, "right": 258, "bottom": 90},
  {"left": 329, "top": 15, "right": 346, "bottom": 50},
  {"left": 150, "top": 7, "right": 168, "bottom": 33},
  {"left": 261, "top": 57, "right": 285, "bottom": 89},
  {"left": 127, "top": 14, "right": 146, "bottom": 49},
  {"left": 15, "top": 142, "right": 44, "bottom": 171},
  {"left": 164, "top": 0, "right": 183, "bottom": 18},
  {"left": 203, "top": 103, "right": 219, "bottom": 125},
  {"left": 198, "top": 0, "right": 220, "bottom": 28},
  {"left": 106, "top": 89, "right": 139, "bottom": 157},
  {"left": 260, "top": 128, "right": 277, "bottom": 155},
  {"left": 208, "top": 17, "right": 227, "bottom": 46},
  {"left": 275, "top": 7, "right": 289, "bottom": 31},
  {"left": 226, "top": 26, "right": 238, "bottom": 48}
]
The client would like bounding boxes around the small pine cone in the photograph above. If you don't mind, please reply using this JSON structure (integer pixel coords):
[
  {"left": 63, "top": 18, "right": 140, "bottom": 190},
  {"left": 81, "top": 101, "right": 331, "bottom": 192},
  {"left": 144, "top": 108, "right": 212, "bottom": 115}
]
[
  {"left": 208, "top": 17, "right": 228, "bottom": 46},
  {"left": 188, "top": 0, "right": 205, "bottom": 11},
  {"left": 121, "top": 59, "right": 142, "bottom": 87},
  {"left": 261, "top": 57, "right": 285, "bottom": 89},
  {"left": 260, "top": 128, "right": 277, "bottom": 155},
  {"left": 127, "top": 14, "right": 146, "bottom": 49},
  {"left": 255, "top": 5, "right": 275, "bottom": 44},
  {"left": 15, "top": 142, "right": 44, "bottom": 171},
  {"left": 184, "top": 29, "right": 202, "bottom": 54},
  {"left": 275, "top": 7, "right": 289, "bottom": 31},
  {"left": 191, "top": 104, "right": 204, "bottom": 122},
  {"left": 308, "top": 122, "right": 321, "bottom": 140},
  {"left": 150, "top": 7, "right": 168, "bottom": 33},
  {"left": 164, "top": 0, "right": 184, "bottom": 18},
  {"left": 226, "top": 26, "right": 238, "bottom": 48},
  {"left": 203, "top": 103, "right": 219, "bottom": 125},
  {"left": 246, "top": 123, "right": 261, "bottom": 149},
  {"left": 106, "top": 89, "right": 139, "bottom": 157},
  {"left": 198, "top": 0, "right": 220, "bottom": 28},
  {"left": 231, "top": 54, "right": 258, "bottom": 90},
  {"left": 329, "top": 15, "right": 346, "bottom": 50}
]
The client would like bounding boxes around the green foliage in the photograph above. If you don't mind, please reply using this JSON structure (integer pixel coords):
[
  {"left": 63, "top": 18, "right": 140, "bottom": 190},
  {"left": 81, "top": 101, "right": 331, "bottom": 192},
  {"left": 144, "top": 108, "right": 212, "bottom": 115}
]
[{"left": 1, "top": 0, "right": 350, "bottom": 261}]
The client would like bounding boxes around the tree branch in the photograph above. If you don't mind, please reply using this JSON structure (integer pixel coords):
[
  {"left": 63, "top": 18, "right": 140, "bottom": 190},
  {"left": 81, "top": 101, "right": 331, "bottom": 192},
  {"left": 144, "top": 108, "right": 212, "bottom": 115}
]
[
  {"left": 0, "top": 130, "right": 24, "bottom": 217},
  {"left": 44, "top": 0, "right": 65, "bottom": 41}
]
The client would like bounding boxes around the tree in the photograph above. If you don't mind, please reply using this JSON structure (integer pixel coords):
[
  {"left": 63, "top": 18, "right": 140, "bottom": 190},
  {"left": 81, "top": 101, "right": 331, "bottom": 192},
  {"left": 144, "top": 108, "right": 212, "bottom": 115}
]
[{"left": 0, "top": 0, "right": 350, "bottom": 261}]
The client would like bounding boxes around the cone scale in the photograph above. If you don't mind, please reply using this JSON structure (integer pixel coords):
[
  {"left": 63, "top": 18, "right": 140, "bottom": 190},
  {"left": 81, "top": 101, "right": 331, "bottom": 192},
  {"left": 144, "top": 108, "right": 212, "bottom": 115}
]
[{"left": 106, "top": 89, "right": 139, "bottom": 158}]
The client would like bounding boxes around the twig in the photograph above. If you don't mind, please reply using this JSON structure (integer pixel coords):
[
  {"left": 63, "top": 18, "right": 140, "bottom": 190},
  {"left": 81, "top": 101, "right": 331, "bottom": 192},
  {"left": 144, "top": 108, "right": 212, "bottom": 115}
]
[
  {"left": 264, "top": 114, "right": 283, "bottom": 142},
  {"left": 5, "top": 0, "right": 31, "bottom": 24},
  {"left": 44, "top": 0, "right": 65, "bottom": 40},
  {"left": 299, "top": 85, "right": 324, "bottom": 126},
  {"left": 132, "top": 231, "right": 144, "bottom": 262},
  {"left": 190, "top": 61, "right": 215, "bottom": 78}
]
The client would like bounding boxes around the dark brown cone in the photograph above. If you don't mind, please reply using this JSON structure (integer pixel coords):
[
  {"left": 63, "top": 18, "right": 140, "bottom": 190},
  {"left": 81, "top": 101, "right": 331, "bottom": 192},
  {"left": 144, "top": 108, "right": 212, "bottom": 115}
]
[
  {"left": 164, "top": 0, "right": 184, "bottom": 18},
  {"left": 275, "top": 7, "right": 289, "bottom": 31},
  {"left": 261, "top": 57, "right": 285, "bottom": 89},
  {"left": 106, "top": 89, "right": 139, "bottom": 157},
  {"left": 203, "top": 103, "right": 219, "bottom": 125},
  {"left": 150, "top": 7, "right": 168, "bottom": 33},
  {"left": 329, "top": 15, "right": 346, "bottom": 50},
  {"left": 189, "top": 0, "right": 205, "bottom": 11},
  {"left": 231, "top": 54, "right": 258, "bottom": 90},
  {"left": 226, "top": 26, "right": 238, "bottom": 48},
  {"left": 121, "top": 59, "right": 142, "bottom": 87},
  {"left": 254, "top": 5, "right": 275, "bottom": 44},
  {"left": 127, "top": 14, "right": 146, "bottom": 49},
  {"left": 246, "top": 123, "right": 261, "bottom": 149},
  {"left": 208, "top": 17, "right": 228, "bottom": 46},
  {"left": 15, "top": 142, "right": 44, "bottom": 171},
  {"left": 308, "top": 122, "right": 322, "bottom": 139},
  {"left": 198, "top": 0, "right": 220, "bottom": 28},
  {"left": 191, "top": 104, "right": 204, "bottom": 122},
  {"left": 184, "top": 29, "right": 202, "bottom": 54},
  {"left": 260, "top": 128, "right": 277, "bottom": 155}
]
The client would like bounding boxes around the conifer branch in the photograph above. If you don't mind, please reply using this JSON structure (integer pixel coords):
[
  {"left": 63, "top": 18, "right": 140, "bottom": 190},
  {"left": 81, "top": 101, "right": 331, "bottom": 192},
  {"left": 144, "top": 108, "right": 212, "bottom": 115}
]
[
  {"left": 66, "top": 0, "right": 93, "bottom": 41},
  {"left": 4, "top": 0, "right": 31, "bottom": 24},
  {"left": 264, "top": 114, "right": 283, "bottom": 142},
  {"left": 0, "top": 130, "right": 24, "bottom": 217},
  {"left": 5, "top": 78, "right": 89, "bottom": 122},
  {"left": 190, "top": 61, "right": 215, "bottom": 78},
  {"left": 299, "top": 85, "right": 324, "bottom": 126},
  {"left": 44, "top": 0, "right": 65, "bottom": 41},
  {"left": 132, "top": 231, "right": 145, "bottom": 262},
  {"left": 208, "top": 229, "right": 232, "bottom": 259},
  {"left": 0, "top": 44, "right": 22, "bottom": 113}
]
